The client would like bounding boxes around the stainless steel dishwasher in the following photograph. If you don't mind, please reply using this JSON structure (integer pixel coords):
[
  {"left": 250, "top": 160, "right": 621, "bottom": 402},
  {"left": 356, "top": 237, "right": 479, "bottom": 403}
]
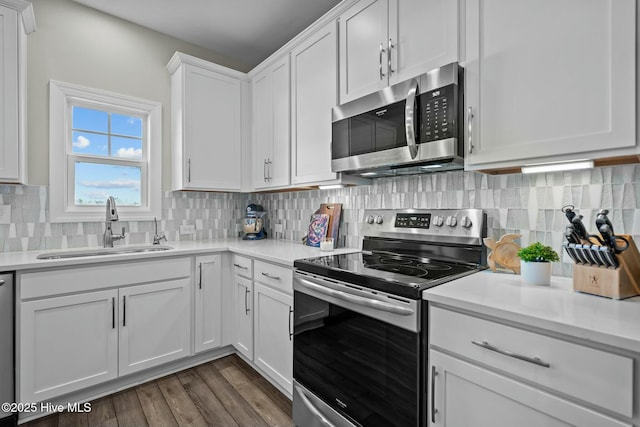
[{"left": 0, "top": 273, "right": 15, "bottom": 427}]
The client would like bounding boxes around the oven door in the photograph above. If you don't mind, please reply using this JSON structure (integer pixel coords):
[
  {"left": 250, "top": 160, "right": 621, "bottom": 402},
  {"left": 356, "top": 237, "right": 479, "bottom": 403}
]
[{"left": 293, "top": 271, "right": 421, "bottom": 427}]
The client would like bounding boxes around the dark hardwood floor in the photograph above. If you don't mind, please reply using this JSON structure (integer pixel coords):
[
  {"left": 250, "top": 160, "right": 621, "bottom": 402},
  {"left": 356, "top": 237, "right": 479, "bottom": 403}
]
[{"left": 23, "top": 355, "right": 293, "bottom": 427}]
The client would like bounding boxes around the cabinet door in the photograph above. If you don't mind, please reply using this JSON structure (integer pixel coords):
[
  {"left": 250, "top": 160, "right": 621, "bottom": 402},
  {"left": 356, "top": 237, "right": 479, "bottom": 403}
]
[
  {"left": 195, "top": 255, "right": 222, "bottom": 353},
  {"left": 269, "top": 56, "right": 291, "bottom": 187},
  {"left": 253, "top": 56, "right": 290, "bottom": 189},
  {"left": 389, "top": 0, "right": 458, "bottom": 84},
  {"left": 339, "top": 0, "right": 389, "bottom": 103},
  {"left": 183, "top": 64, "right": 242, "bottom": 190},
  {"left": 253, "top": 282, "right": 293, "bottom": 394},
  {"left": 0, "top": 5, "right": 20, "bottom": 182},
  {"left": 235, "top": 275, "right": 253, "bottom": 359},
  {"left": 119, "top": 279, "right": 191, "bottom": 376},
  {"left": 429, "top": 351, "right": 631, "bottom": 427},
  {"left": 20, "top": 290, "right": 118, "bottom": 402},
  {"left": 465, "top": 0, "right": 636, "bottom": 170},
  {"left": 252, "top": 68, "right": 273, "bottom": 188},
  {"left": 291, "top": 21, "right": 339, "bottom": 184}
]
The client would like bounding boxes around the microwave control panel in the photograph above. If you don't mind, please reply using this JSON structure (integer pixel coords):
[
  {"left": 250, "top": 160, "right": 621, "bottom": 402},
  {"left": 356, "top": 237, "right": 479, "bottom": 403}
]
[{"left": 420, "top": 83, "right": 458, "bottom": 143}]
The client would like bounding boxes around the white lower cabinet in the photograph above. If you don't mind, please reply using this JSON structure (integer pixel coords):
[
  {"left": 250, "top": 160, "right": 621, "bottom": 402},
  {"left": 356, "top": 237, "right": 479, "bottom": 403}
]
[
  {"left": 230, "top": 256, "right": 294, "bottom": 396},
  {"left": 194, "top": 255, "right": 222, "bottom": 353},
  {"left": 118, "top": 279, "right": 191, "bottom": 376},
  {"left": 428, "top": 306, "right": 634, "bottom": 427},
  {"left": 19, "top": 258, "right": 192, "bottom": 404},
  {"left": 253, "top": 282, "right": 293, "bottom": 395},
  {"left": 234, "top": 275, "right": 254, "bottom": 359},
  {"left": 429, "top": 350, "right": 631, "bottom": 427},
  {"left": 20, "top": 290, "right": 119, "bottom": 403}
]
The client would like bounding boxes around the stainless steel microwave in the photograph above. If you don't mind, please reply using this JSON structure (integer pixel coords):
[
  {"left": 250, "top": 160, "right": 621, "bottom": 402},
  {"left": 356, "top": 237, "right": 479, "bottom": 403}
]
[{"left": 331, "top": 63, "right": 464, "bottom": 177}]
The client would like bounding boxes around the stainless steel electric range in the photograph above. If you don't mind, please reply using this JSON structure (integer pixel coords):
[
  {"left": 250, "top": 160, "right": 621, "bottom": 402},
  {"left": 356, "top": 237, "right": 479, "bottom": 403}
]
[{"left": 292, "top": 208, "right": 487, "bottom": 427}]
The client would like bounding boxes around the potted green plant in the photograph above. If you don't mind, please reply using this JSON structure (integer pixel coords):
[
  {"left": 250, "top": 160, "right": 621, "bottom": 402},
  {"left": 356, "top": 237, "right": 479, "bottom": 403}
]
[{"left": 517, "top": 242, "right": 559, "bottom": 286}]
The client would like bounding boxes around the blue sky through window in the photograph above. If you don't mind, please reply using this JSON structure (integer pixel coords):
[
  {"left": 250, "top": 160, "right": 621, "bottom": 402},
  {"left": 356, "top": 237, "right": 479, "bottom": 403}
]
[{"left": 71, "top": 106, "right": 144, "bottom": 206}]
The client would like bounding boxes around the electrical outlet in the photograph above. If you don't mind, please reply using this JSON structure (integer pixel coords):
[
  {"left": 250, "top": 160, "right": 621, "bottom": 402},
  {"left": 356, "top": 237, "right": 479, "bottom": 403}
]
[
  {"left": 0, "top": 205, "right": 10, "bottom": 224},
  {"left": 179, "top": 224, "right": 196, "bottom": 235}
]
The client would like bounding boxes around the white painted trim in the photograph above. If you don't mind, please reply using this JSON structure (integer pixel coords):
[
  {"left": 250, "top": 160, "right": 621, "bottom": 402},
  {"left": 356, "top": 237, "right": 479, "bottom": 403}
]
[
  {"left": 166, "top": 51, "right": 248, "bottom": 80},
  {"left": 0, "top": 0, "right": 35, "bottom": 32},
  {"left": 49, "top": 80, "right": 162, "bottom": 223}
]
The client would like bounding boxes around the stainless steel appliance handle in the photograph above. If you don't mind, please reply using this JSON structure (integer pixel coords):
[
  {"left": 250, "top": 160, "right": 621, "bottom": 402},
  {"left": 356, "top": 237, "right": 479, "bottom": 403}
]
[
  {"left": 295, "top": 385, "right": 336, "bottom": 427},
  {"left": 467, "top": 107, "right": 474, "bottom": 154},
  {"left": 244, "top": 288, "right": 250, "bottom": 314},
  {"left": 379, "top": 43, "right": 386, "bottom": 80},
  {"left": 404, "top": 79, "right": 419, "bottom": 159},
  {"left": 261, "top": 272, "right": 280, "bottom": 280},
  {"left": 431, "top": 365, "right": 438, "bottom": 423},
  {"left": 233, "top": 263, "right": 248, "bottom": 270},
  {"left": 296, "top": 276, "right": 414, "bottom": 316},
  {"left": 472, "top": 340, "right": 550, "bottom": 368}
]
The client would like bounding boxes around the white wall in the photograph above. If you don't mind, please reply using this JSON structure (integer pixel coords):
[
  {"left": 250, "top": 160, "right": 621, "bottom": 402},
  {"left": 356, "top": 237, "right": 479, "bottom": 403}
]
[{"left": 26, "top": 0, "right": 250, "bottom": 188}]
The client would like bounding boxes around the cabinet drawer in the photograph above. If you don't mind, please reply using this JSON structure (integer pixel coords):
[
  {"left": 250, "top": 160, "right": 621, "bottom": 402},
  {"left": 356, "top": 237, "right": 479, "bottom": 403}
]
[
  {"left": 430, "top": 306, "right": 633, "bottom": 417},
  {"left": 254, "top": 260, "right": 292, "bottom": 294},
  {"left": 20, "top": 257, "right": 191, "bottom": 299},
  {"left": 232, "top": 255, "right": 253, "bottom": 279}
]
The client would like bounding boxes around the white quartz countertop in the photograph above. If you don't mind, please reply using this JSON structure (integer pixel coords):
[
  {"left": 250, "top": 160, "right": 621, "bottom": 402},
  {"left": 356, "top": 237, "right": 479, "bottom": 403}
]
[
  {"left": 0, "top": 238, "right": 360, "bottom": 271},
  {"left": 423, "top": 270, "right": 640, "bottom": 353}
]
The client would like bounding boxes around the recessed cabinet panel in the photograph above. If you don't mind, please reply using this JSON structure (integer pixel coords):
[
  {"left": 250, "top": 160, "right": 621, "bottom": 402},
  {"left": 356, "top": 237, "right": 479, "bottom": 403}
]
[
  {"left": 291, "top": 21, "right": 339, "bottom": 184},
  {"left": 429, "top": 351, "right": 631, "bottom": 427},
  {"left": 20, "top": 290, "right": 118, "bottom": 402},
  {"left": 465, "top": 0, "right": 636, "bottom": 169},
  {"left": 0, "top": 5, "right": 23, "bottom": 182},
  {"left": 184, "top": 66, "right": 242, "bottom": 190},
  {"left": 119, "top": 279, "right": 191, "bottom": 376},
  {"left": 195, "top": 255, "right": 222, "bottom": 353}
]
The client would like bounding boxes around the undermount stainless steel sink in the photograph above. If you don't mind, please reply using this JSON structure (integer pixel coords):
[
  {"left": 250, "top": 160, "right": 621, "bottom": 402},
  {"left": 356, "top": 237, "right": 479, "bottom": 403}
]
[{"left": 36, "top": 245, "right": 174, "bottom": 260}]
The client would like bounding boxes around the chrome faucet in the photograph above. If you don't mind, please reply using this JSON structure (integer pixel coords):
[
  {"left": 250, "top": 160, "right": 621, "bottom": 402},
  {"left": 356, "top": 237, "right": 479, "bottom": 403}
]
[
  {"left": 104, "top": 196, "right": 125, "bottom": 247},
  {"left": 153, "top": 217, "right": 167, "bottom": 245}
]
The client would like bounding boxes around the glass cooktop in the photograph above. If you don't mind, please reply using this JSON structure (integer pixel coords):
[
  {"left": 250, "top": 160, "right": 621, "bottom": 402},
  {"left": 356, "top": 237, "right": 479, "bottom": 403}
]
[{"left": 294, "top": 252, "right": 482, "bottom": 299}]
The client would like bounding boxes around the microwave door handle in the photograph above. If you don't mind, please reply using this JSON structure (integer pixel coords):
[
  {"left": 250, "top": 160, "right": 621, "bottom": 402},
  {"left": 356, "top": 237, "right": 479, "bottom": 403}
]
[{"left": 405, "top": 78, "right": 419, "bottom": 159}]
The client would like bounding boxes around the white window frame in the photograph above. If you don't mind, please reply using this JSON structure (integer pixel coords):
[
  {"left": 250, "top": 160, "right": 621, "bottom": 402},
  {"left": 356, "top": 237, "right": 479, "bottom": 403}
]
[{"left": 49, "top": 80, "right": 162, "bottom": 222}]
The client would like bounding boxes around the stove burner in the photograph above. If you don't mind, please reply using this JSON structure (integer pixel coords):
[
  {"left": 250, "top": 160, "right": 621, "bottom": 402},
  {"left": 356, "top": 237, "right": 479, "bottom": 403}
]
[
  {"left": 377, "top": 256, "right": 413, "bottom": 265},
  {"left": 416, "top": 262, "right": 452, "bottom": 271},
  {"left": 365, "top": 264, "right": 429, "bottom": 277}
]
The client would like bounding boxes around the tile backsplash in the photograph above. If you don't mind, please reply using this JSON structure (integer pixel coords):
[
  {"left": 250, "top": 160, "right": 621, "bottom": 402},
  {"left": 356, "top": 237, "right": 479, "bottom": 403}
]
[{"left": 2, "top": 164, "right": 639, "bottom": 277}]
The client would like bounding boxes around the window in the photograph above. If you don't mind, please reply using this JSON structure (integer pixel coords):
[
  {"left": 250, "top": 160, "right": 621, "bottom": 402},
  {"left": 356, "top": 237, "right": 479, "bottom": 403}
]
[{"left": 49, "top": 81, "right": 162, "bottom": 222}]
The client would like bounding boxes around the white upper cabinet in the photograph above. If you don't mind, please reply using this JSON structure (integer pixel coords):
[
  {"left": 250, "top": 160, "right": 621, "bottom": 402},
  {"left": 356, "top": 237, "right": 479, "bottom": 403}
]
[
  {"left": 464, "top": 0, "right": 637, "bottom": 171},
  {"left": 339, "top": 0, "right": 459, "bottom": 104},
  {"left": 252, "top": 55, "right": 290, "bottom": 189},
  {"left": 167, "top": 52, "right": 245, "bottom": 191},
  {"left": 0, "top": 0, "right": 35, "bottom": 183},
  {"left": 291, "top": 21, "right": 340, "bottom": 185}
]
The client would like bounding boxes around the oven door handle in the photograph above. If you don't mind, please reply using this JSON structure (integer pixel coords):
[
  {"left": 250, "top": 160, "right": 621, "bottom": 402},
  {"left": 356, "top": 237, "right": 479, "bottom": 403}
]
[
  {"left": 295, "top": 276, "right": 415, "bottom": 316},
  {"left": 405, "top": 78, "right": 419, "bottom": 160},
  {"left": 295, "top": 385, "right": 336, "bottom": 427}
]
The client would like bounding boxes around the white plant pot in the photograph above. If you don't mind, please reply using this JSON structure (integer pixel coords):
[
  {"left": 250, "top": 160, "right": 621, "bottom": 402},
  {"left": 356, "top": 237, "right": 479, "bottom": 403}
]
[{"left": 520, "top": 260, "right": 552, "bottom": 286}]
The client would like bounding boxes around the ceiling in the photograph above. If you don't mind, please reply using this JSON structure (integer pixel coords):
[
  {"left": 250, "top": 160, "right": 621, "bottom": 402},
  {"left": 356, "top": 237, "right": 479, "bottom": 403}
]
[{"left": 73, "top": 0, "right": 343, "bottom": 70}]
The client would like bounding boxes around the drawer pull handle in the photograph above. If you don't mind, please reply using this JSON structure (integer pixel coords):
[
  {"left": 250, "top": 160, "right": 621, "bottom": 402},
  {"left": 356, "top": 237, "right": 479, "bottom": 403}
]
[
  {"left": 261, "top": 272, "right": 281, "bottom": 280},
  {"left": 233, "top": 263, "right": 248, "bottom": 270},
  {"left": 472, "top": 340, "right": 550, "bottom": 368}
]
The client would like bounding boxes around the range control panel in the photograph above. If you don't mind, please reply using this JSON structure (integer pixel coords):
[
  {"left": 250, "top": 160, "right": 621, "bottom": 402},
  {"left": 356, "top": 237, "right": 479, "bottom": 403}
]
[
  {"left": 395, "top": 213, "right": 431, "bottom": 229},
  {"left": 362, "top": 209, "right": 486, "bottom": 245}
]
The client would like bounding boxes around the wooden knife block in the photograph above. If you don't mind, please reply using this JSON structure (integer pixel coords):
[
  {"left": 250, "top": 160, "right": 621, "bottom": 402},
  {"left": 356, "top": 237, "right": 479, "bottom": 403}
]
[{"left": 573, "top": 235, "right": 640, "bottom": 299}]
